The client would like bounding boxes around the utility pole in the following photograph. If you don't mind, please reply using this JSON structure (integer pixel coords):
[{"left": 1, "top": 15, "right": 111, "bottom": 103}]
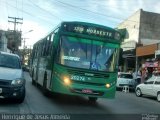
[
  {"left": 8, "top": 17, "right": 23, "bottom": 31},
  {"left": 22, "top": 38, "right": 29, "bottom": 65},
  {"left": 8, "top": 16, "right": 23, "bottom": 53}
]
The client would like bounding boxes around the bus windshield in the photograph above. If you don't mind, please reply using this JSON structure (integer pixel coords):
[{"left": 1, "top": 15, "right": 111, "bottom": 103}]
[{"left": 59, "top": 36, "right": 118, "bottom": 72}]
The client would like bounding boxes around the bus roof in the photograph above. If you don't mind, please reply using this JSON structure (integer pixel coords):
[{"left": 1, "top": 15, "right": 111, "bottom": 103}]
[
  {"left": 61, "top": 21, "right": 118, "bottom": 31},
  {"left": 34, "top": 21, "right": 122, "bottom": 45}
]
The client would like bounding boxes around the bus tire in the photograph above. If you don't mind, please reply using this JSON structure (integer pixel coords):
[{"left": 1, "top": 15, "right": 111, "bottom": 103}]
[
  {"left": 32, "top": 71, "right": 36, "bottom": 85},
  {"left": 42, "top": 73, "right": 50, "bottom": 97},
  {"left": 32, "top": 79, "right": 35, "bottom": 85},
  {"left": 88, "top": 97, "right": 98, "bottom": 103}
]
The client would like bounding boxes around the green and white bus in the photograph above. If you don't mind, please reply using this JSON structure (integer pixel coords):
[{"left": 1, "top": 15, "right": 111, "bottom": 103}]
[{"left": 30, "top": 21, "right": 122, "bottom": 102}]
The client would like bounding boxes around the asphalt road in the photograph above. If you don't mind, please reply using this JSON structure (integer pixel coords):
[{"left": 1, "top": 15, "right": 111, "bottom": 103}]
[{"left": 0, "top": 72, "right": 160, "bottom": 120}]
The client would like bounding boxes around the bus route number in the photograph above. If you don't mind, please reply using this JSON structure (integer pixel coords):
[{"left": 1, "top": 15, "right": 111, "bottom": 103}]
[{"left": 71, "top": 75, "right": 85, "bottom": 81}]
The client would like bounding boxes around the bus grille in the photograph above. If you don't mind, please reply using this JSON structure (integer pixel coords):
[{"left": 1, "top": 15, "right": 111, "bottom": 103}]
[
  {"left": 71, "top": 80, "right": 105, "bottom": 86},
  {"left": 67, "top": 69, "right": 109, "bottom": 78}
]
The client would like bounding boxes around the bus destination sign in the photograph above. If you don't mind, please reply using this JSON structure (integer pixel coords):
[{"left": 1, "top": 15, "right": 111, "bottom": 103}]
[{"left": 63, "top": 23, "right": 121, "bottom": 40}]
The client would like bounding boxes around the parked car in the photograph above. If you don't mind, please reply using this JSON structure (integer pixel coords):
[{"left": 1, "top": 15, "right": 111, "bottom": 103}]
[
  {"left": 135, "top": 76, "right": 160, "bottom": 102},
  {"left": 116, "top": 72, "right": 137, "bottom": 90},
  {"left": 0, "top": 51, "right": 25, "bottom": 103}
]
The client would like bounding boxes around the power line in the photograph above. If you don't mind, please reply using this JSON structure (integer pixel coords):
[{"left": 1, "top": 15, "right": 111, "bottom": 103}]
[
  {"left": 5, "top": 1, "right": 34, "bottom": 17},
  {"left": 53, "top": 0, "right": 160, "bottom": 27},
  {"left": 3, "top": 0, "right": 160, "bottom": 34},
  {"left": 16, "top": 0, "right": 18, "bottom": 17},
  {"left": 5, "top": 1, "right": 9, "bottom": 20},
  {"left": 48, "top": 0, "right": 160, "bottom": 34},
  {"left": 28, "top": 0, "right": 62, "bottom": 21},
  {"left": 47, "top": 0, "right": 122, "bottom": 25},
  {"left": 53, "top": 0, "right": 126, "bottom": 21},
  {"left": 22, "top": 0, "right": 24, "bottom": 18},
  {"left": 85, "top": 1, "right": 135, "bottom": 13},
  {"left": 4, "top": 1, "right": 56, "bottom": 26}
]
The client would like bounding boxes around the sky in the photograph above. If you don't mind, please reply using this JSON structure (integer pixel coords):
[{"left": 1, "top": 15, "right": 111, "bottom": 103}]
[{"left": 0, "top": 0, "right": 160, "bottom": 48}]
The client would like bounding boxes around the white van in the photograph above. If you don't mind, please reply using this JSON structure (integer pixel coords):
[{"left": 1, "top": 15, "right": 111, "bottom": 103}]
[{"left": 0, "top": 51, "right": 25, "bottom": 103}]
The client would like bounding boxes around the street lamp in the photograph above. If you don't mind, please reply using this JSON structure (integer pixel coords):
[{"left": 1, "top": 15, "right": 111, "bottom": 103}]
[
  {"left": 21, "top": 30, "right": 33, "bottom": 47},
  {"left": 22, "top": 30, "right": 33, "bottom": 36},
  {"left": 28, "top": 30, "right": 33, "bottom": 32}
]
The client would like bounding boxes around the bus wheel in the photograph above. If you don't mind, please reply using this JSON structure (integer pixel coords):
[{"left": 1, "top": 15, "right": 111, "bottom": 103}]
[
  {"left": 88, "top": 97, "right": 98, "bottom": 103},
  {"left": 32, "top": 78, "right": 36, "bottom": 85},
  {"left": 31, "top": 71, "right": 35, "bottom": 85},
  {"left": 42, "top": 75, "right": 50, "bottom": 97}
]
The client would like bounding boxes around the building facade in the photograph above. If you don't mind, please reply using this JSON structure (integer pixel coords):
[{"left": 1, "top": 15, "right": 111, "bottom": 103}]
[
  {"left": 0, "top": 30, "right": 8, "bottom": 52},
  {"left": 0, "top": 30, "right": 21, "bottom": 53},
  {"left": 117, "top": 9, "right": 160, "bottom": 72}
]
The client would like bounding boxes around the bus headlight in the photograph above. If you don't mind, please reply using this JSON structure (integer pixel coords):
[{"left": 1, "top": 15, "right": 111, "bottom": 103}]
[
  {"left": 105, "top": 83, "right": 111, "bottom": 88},
  {"left": 63, "top": 77, "right": 71, "bottom": 85}
]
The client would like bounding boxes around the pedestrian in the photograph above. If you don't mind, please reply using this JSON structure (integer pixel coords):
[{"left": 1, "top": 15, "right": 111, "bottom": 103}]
[
  {"left": 136, "top": 69, "right": 141, "bottom": 84},
  {"left": 145, "top": 68, "right": 148, "bottom": 80},
  {"left": 141, "top": 68, "right": 146, "bottom": 83},
  {"left": 152, "top": 68, "right": 158, "bottom": 76}
]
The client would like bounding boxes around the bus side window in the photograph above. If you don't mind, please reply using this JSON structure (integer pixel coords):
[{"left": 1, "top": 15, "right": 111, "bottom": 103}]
[
  {"left": 42, "top": 40, "right": 46, "bottom": 56},
  {"left": 49, "top": 33, "right": 54, "bottom": 56}
]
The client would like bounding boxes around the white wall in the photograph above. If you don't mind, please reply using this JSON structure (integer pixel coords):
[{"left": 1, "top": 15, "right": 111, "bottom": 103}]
[{"left": 117, "top": 9, "right": 141, "bottom": 44}]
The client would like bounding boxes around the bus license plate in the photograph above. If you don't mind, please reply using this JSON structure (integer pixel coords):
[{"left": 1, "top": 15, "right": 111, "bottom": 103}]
[
  {"left": 0, "top": 88, "right": 2, "bottom": 94},
  {"left": 82, "top": 89, "right": 93, "bottom": 94}
]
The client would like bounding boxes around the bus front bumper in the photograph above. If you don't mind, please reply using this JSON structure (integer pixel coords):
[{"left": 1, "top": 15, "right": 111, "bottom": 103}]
[{"left": 52, "top": 78, "right": 116, "bottom": 99}]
